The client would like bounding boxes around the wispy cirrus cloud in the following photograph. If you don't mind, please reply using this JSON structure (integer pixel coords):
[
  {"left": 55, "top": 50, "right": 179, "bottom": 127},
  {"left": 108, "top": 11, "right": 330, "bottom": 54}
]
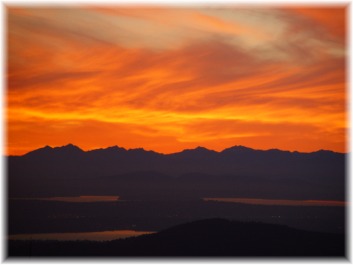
[{"left": 6, "top": 6, "right": 347, "bottom": 155}]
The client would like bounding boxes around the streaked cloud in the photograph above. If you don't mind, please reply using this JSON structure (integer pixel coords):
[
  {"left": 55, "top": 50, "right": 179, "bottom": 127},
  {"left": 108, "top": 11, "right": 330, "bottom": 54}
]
[{"left": 6, "top": 6, "right": 347, "bottom": 155}]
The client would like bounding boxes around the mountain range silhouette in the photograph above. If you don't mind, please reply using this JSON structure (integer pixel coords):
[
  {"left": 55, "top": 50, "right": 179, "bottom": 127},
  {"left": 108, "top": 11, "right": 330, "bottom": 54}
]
[{"left": 8, "top": 144, "right": 346, "bottom": 200}]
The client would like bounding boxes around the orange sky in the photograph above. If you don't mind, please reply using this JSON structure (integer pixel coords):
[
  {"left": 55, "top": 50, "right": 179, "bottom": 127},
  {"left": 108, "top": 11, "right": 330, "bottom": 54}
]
[{"left": 6, "top": 6, "right": 347, "bottom": 155}]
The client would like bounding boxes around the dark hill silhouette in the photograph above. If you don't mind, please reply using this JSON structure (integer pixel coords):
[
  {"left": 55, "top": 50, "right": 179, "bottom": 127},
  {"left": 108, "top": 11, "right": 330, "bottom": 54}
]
[
  {"left": 24, "top": 144, "right": 84, "bottom": 158},
  {"left": 8, "top": 144, "right": 346, "bottom": 200},
  {"left": 8, "top": 219, "right": 345, "bottom": 257}
]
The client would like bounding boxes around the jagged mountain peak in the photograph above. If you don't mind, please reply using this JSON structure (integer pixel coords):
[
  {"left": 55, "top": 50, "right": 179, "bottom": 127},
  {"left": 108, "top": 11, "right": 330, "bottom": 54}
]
[
  {"left": 89, "top": 145, "right": 127, "bottom": 153},
  {"left": 56, "top": 143, "right": 83, "bottom": 151},
  {"left": 20, "top": 144, "right": 344, "bottom": 158},
  {"left": 221, "top": 145, "right": 255, "bottom": 153},
  {"left": 24, "top": 143, "right": 83, "bottom": 157},
  {"left": 179, "top": 146, "right": 216, "bottom": 154}
]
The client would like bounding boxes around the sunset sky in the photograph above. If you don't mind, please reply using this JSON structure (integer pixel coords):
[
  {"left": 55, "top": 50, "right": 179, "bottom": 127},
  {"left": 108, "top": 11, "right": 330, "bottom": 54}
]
[{"left": 7, "top": 5, "right": 347, "bottom": 155}]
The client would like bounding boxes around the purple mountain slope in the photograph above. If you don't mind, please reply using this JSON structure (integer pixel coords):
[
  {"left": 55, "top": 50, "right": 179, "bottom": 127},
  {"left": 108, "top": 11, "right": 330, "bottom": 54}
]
[{"left": 8, "top": 144, "right": 346, "bottom": 200}]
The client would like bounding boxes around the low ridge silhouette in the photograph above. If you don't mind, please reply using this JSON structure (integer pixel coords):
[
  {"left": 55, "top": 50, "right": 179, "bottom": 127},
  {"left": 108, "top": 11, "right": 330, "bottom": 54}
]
[{"left": 8, "top": 218, "right": 345, "bottom": 257}]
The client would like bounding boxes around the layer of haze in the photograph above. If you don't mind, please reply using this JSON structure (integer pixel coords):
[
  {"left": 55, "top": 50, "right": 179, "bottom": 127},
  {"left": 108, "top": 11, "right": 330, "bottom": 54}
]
[{"left": 7, "top": 6, "right": 347, "bottom": 155}]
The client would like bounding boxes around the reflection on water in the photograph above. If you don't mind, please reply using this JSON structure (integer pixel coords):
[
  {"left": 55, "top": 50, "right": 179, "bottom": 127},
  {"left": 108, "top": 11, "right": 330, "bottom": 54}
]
[
  {"left": 9, "top": 230, "right": 154, "bottom": 241},
  {"left": 204, "top": 198, "right": 346, "bottom": 207},
  {"left": 10, "top": 196, "right": 119, "bottom": 203}
]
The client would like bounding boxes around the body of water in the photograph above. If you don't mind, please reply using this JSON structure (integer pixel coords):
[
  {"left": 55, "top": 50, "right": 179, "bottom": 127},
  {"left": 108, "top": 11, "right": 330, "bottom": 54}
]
[
  {"left": 9, "top": 196, "right": 346, "bottom": 235},
  {"left": 203, "top": 198, "right": 346, "bottom": 207},
  {"left": 9, "top": 230, "right": 154, "bottom": 241},
  {"left": 10, "top": 196, "right": 120, "bottom": 203}
]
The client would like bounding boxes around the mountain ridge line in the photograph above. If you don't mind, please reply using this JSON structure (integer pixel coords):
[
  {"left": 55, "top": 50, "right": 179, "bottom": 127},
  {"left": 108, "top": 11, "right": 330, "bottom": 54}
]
[{"left": 8, "top": 143, "right": 346, "bottom": 157}]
